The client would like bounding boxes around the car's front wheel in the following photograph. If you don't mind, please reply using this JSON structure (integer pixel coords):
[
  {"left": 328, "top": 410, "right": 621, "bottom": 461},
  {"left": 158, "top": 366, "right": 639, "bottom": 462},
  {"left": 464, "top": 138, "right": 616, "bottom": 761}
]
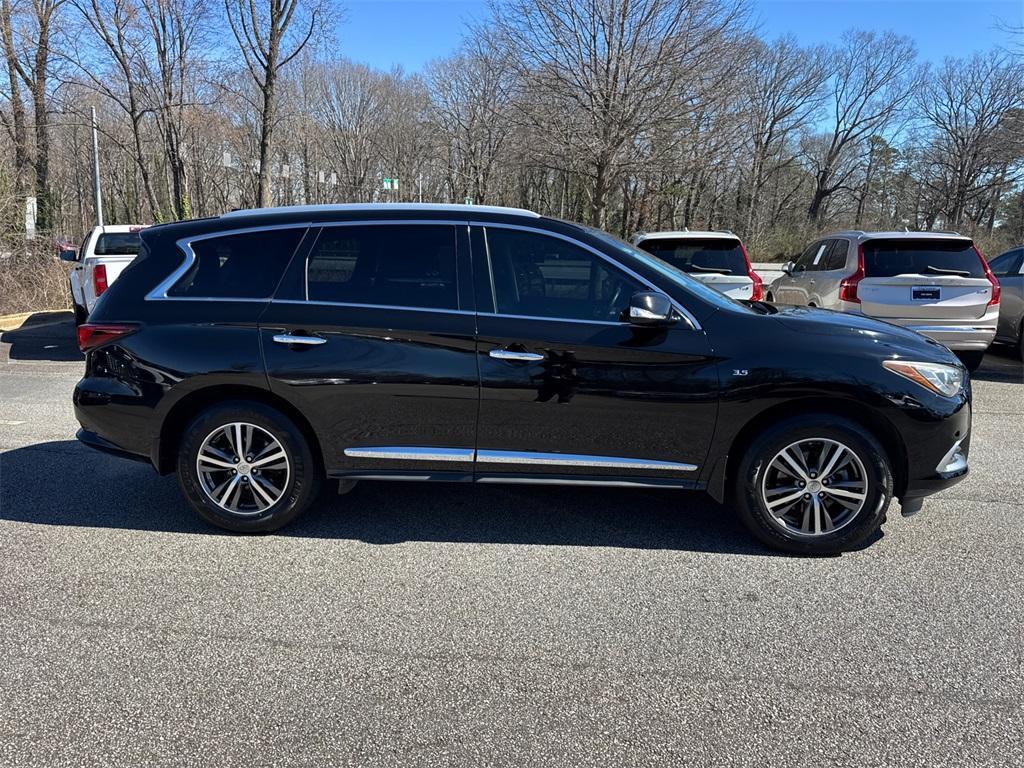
[
  {"left": 733, "top": 415, "right": 893, "bottom": 555},
  {"left": 176, "top": 401, "right": 321, "bottom": 533}
]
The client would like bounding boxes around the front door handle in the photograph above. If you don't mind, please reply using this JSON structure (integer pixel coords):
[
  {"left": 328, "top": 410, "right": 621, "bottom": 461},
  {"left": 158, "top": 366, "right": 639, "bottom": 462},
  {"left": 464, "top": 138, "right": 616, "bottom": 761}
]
[
  {"left": 273, "top": 333, "right": 327, "bottom": 346},
  {"left": 489, "top": 348, "right": 544, "bottom": 362}
]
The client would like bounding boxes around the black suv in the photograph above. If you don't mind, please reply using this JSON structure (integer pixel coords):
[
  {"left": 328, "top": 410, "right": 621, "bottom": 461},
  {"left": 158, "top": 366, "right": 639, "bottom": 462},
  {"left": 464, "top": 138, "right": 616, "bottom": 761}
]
[{"left": 75, "top": 204, "right": 971, "bottom": 554}]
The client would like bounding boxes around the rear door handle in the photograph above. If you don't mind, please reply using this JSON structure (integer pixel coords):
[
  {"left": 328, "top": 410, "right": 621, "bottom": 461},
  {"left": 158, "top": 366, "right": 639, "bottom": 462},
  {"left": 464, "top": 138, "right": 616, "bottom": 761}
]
[
  {"left": 273, "top": 333, "right": 327, "bottom": 346},
  {"left": 489, "top": 348, "right": 544, "bottom": 362}
]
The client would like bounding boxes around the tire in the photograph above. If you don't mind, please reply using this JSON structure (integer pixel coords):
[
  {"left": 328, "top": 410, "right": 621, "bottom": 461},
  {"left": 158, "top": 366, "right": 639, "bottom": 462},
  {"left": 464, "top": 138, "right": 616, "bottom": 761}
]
[
  {"left": 73, "top": 302, "right": 88, "bottom": 326},
  {"left": 176, "top": 401, "right": 321, "bottom": 533},
  {"left": 956, "top": 350, "right": 985, "bottom": 373},
  {"left": 765, "top": 292, "right": 775, "bottom": 303},
  {"left": 1018, "top": 325, "right": 1023, "bottom": 363},
  {"left": 732, "top": 415, "right": 893, "bottom": 555}
]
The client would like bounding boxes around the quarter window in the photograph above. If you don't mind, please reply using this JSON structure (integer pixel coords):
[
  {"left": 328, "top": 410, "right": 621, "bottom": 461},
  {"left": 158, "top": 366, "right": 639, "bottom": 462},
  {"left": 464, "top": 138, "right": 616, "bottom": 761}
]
[
  {"left": 169, "top": 228, "right": 305, "bottom": 299},
  {"left": 483, "top": 227, "right": 642, "bottom": 322},
  {"left": 306, "top": 224, "right": 458, "bottom": 310}
]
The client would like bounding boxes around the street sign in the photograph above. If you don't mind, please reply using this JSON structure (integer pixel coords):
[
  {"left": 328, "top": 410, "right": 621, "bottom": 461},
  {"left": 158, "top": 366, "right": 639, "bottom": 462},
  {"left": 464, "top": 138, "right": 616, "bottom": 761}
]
[{"left": 383, "top": 177, "right": 399, "bottom": 191}]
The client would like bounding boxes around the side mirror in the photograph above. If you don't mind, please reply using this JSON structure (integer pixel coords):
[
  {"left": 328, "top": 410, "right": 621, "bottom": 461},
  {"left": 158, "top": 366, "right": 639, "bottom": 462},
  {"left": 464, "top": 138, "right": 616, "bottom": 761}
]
[
  {"left": 627, "top": 291, "right": 677, "bottom": 327},
  {"left": 58, "top": 247, "right": 78, "bottom": 262},
  {"left": 781, "top": 261, "right": 794, "bottom": 276}
]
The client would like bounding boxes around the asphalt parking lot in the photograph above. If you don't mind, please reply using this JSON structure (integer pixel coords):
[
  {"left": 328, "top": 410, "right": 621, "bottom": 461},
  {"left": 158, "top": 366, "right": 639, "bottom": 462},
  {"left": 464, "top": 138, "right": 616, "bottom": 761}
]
[{"left": 1, "top": 313, "right": 1022, "bottom": 767}]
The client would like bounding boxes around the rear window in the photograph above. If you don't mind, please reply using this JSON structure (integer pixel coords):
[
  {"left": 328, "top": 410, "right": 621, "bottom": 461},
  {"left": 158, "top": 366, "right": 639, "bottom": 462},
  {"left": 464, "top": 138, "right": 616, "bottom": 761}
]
[
  {"left": 637, "top": 238, "right": 746, "bottom": 275},
  {"left": 862, "top": 239, "right": 984, "bottom": 278},
  {"left": 169, "top": 228, "right": 305, "bottom": 299},
  {"left": 94, "top": 232, "right": 141, "bottom": 256}
]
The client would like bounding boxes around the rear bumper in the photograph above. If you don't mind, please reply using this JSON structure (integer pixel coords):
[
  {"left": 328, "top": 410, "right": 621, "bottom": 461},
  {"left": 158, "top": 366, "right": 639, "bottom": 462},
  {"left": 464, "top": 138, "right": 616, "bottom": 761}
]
[
  {"left": 841, "top": 304, "right": 998, "bottom": 350},
  {"left": 76, "top": 428, "right": 150, "bottom": 463}
]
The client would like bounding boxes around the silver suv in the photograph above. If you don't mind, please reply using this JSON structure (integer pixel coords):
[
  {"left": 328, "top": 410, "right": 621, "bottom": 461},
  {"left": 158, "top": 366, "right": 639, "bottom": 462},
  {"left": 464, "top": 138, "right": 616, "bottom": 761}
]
[{"left": 768, "top": 231, "right": 1001, "bottom": 370}]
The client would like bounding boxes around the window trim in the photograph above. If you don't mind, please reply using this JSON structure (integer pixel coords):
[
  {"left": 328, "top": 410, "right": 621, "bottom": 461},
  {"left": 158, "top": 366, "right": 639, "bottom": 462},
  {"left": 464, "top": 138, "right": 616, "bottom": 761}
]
[
  {"left": 303, "top": 219, "right": 466, "bottom": 311},
  {"left": 470, "top": 221, "right": 700, "bottom": 330},
  {"left": 146, "top": 222, "right": 313, "bottom": 302}
]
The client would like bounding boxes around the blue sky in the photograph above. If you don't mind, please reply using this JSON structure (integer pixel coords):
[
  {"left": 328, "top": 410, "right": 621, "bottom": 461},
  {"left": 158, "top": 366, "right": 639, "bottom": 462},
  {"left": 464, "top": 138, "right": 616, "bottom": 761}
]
[{"left": 337, "top": 0, "right": 1022, "bottom": 72}]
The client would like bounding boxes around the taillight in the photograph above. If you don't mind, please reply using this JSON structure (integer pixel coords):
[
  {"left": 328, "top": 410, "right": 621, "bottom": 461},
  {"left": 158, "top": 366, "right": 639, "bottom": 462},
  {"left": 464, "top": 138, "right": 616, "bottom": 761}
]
[
  {"left": 93, "top": 263, "right": 108, "bottom": 296},
  {"left": 974, "top": 245, "right": 1000, "bottom": 307},
  {"left": 740, "top": 242, "right": 764, "bottom": 301},
  {"left": 77, "top": 323, "right": 138, "bottom": 352},
  {"left": 839, "top": 243, "right": 866, "bottom": 303}
]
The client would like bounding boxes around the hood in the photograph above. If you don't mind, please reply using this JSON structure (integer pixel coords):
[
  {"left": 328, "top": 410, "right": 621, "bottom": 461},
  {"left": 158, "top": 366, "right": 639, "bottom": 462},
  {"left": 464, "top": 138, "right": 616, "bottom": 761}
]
[{"left": 768, "top": 305, "right": 958, "bottom": 362}]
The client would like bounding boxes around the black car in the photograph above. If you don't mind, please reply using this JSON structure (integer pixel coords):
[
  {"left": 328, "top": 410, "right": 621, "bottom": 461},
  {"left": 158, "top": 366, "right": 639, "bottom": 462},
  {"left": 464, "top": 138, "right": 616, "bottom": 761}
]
[{"left": 74, "top": 204, "right": 971, "bottom": 554}]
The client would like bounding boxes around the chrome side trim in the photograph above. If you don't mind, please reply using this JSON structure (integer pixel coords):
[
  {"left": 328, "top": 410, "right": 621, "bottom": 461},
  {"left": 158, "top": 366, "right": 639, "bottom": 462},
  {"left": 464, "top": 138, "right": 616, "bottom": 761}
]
[
  {"left": 343, "top": 446, "right": 475, "bottom": 462},
  {"left": 270, "top": 298, "right": 475, "bottom": 316},
  {"left": 469, "top": 221, "right": 702, "bottom": 331},
  {"left": 146, "top": 222, "right": 313, "bottom": 301},
  {"left": 908, "top": 326, "right": 997, "bottom": 334},
  {"left": 475, "top": 477, "right": 691, "bottom": 488},
  {"left": 475, "top": 449, "right": 697, "bottom": 472},
  {"left": 935, "top": 438, "right": 968, "bottom": 474},
  {"left": 485, "top": 312, "right": 626, "bottom": 327}
]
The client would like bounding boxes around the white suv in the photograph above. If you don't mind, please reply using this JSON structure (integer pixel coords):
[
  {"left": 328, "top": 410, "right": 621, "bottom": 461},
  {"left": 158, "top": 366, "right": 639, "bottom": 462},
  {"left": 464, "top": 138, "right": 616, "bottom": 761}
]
[
  {"left": 632, "top": 230, "right": 763, "bottom": 301},
  {"left": 62, "top": 224, "right": 147, "bottom": 324},
  {"left": 768, "top": 231, "right": 1000, "bottom": 370}
]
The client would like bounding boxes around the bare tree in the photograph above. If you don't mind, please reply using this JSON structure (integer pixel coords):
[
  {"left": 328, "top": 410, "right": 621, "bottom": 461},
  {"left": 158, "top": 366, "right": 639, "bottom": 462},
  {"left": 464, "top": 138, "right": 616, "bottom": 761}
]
[
  {"left": 224, "top": 0, "right": 325, "bottom": 208},
  {"left": 491, "top": 0, "right": 746, "bottom": 227},
  {"left": 918, "top": 52, "right": 1024, "bottom": 229},
  {"left": 805, "top": 30, "right": 921, "bottom": 221},
  {"left": 0, "top": 0, "right": 30, "bottom": 201}
]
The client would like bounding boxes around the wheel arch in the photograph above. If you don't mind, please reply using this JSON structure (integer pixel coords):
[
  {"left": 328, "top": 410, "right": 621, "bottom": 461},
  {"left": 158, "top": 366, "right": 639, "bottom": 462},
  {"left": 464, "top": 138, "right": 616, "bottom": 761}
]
[
  {"left": 154, "top": 384, "right": 324, "bottom": 475},
  {"left": 709, "top": 397, "right": 909, "bottom": 504}
]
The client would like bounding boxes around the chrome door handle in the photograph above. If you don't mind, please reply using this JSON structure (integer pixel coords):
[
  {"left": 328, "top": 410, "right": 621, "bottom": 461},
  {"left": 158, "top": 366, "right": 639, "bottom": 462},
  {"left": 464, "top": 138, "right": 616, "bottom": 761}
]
[
  {"left": 489, "top": 348, "right": 544, "bottom": 362},
  {"left": 273, "top": 333, "right": 327, "bottom": 346}
]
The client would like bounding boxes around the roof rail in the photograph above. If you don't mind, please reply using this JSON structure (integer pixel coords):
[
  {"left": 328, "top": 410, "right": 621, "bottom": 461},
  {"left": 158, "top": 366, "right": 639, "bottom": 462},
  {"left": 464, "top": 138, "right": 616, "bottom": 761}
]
[{"left": 221, "top": 203, "right": 542, "bottom": 219}]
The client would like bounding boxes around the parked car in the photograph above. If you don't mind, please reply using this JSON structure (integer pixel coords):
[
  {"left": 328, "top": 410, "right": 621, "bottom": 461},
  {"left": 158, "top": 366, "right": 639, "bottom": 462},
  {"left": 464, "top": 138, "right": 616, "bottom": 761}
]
[
  {"left": 988, "top": 245, "right": 1024, "bottom": 361},
  {"left": 74, "top": 204, "right": 971, "bottom": 555},
  {"left": 632, "top": 229, "right": 764, "bottom": 301},
  {"left": 61, "top": 224, "right": 147, "bottom": 324},
  {"left": 767, "top": 231, "right": 1000, "bottom": 372}
]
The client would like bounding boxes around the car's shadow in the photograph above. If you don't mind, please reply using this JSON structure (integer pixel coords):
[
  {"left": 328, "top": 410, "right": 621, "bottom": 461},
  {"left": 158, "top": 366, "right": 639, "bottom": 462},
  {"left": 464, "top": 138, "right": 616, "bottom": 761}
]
[
  {"left": 0, "top": 311, "right": 82, "bottom": 363},
  {"left": 971, "top": 343, "right": 1023, "bottom": 384},
  {"left": 0, "top": 440, "right": 810, "bottom": 556}
]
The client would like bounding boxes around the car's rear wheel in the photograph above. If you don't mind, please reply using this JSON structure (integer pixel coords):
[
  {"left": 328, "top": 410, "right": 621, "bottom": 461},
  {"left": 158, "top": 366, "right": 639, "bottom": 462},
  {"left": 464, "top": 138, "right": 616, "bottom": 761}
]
[
  {"left": 956, "top": 350, "right": 985, "bottom": 373},
  {"left": 733, "top": 415, "right": 892, "bottom": 555},
  {"left": 176, "top": 401, "right": 321, "bottom": 533}
]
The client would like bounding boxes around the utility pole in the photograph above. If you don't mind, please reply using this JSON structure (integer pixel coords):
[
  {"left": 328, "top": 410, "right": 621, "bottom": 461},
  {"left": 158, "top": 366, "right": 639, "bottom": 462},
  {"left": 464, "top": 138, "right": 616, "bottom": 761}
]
[{"left": 91, "top": 106, "right": 103, "bottom": 227}]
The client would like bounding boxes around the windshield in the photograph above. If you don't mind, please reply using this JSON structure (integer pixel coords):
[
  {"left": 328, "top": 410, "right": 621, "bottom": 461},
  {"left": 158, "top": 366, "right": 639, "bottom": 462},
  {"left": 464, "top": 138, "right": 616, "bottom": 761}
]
[
  {"left": 637, "top": 237, "right": 746, "bottom": 275},
  {"left": 862, "top": 238, "right": 983, "bottom": 278},
  {"left": 94, "top": 232, "right": 142, "bottom": 256},
  {"left": 583, "top": 227, "right": 753, "bottom": 314}
]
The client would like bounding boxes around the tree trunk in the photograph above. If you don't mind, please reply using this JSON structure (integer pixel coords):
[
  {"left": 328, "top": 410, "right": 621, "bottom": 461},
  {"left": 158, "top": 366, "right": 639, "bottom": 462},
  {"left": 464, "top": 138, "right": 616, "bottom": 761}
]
[
  {"left": 31, "top": 17, "right": 51, "bottom": 229},
  {"left": 257, "top": 65, "right": 278, "bottom": 208},
  {"left": 1, "top": 0, "right": 29, "bottom": 200}
]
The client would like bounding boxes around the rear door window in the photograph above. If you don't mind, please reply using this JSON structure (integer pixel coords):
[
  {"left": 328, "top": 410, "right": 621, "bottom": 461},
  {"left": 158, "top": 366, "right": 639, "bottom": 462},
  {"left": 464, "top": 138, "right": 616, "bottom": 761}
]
[
  {"left": 862, "top": 239, "right": 984, "bottom": 278},
  {"left": 169, "top": 227, "right": 306, "bottom": 299},
  {"left": 823, "top": 240, "right": 849, "bottom": 270},
  {"left": 989, "top": 248, "right": 1023, "bottom": 277},
  {"left": 306, "top": 224, "right": 459, "bottom": 310},
  {"left": 637, "top": 237, "right": 746, "bottom": 275}
]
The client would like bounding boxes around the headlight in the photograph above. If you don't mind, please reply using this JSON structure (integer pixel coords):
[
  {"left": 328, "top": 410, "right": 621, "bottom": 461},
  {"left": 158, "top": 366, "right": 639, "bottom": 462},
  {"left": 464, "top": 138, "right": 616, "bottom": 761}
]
[{"left": 882, "top": 360, "right": 964, "bottom": 397}]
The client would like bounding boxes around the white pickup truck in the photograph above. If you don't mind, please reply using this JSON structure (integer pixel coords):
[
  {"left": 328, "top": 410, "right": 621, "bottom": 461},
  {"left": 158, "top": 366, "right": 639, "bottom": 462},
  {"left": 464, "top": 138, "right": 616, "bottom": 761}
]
[{"left": 62, "top": 224, "right": 148, "bottom": 324}]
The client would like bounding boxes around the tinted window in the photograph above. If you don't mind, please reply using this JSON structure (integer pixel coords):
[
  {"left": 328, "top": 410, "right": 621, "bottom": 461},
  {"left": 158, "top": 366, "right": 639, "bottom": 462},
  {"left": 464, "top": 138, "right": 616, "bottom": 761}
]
[
  {"left": 637, "top": 237, "right": 746, "bottom": 275},
  {"left": 169, "top": 228, "right": 304, "bottom": 298},
  {"left": 307, "top": 224, "right": 458, "bottom": 310},
  {"left": 862, "top": 239, "right": 984, "bottom": 278},
  {"left": 824, "top": 239, "right": 849, "bottom": 270},
  {"left": 989, "top": 248, "right": 1023, "bottom": 277},
  {"left": 485, "top": 227, "right": 641, "bottom": 322},
  {"left": 94, "top": 232, "right": 141, "bottom": 256}
]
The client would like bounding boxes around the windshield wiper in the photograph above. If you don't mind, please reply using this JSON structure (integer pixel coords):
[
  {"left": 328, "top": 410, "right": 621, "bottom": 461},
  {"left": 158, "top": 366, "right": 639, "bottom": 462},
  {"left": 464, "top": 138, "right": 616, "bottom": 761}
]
[
  {"left": 923, "top": 264, "right": 972, "bottom": 277},
  {"left": 688, "top": 264, "right": 732, "bottom": 274}
]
